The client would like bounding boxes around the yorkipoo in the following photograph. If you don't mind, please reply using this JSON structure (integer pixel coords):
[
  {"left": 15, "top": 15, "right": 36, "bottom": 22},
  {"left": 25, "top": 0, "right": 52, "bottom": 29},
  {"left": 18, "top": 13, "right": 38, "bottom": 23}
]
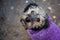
[{"left": 20, "top": 3, "right": 49, "bottom": 31}]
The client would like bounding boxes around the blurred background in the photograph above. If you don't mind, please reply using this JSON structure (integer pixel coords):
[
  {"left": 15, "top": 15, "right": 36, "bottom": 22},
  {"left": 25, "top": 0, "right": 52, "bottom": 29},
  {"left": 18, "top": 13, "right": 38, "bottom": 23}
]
[{"left": 0, "top": 0, "right": 60, "bottom": 40}]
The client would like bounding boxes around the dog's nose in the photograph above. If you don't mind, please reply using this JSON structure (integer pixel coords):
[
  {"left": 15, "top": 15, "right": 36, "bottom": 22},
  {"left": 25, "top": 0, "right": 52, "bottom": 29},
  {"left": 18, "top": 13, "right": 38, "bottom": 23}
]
[{"left": 32, "top": 18, "right": 40, "bottom": 22}]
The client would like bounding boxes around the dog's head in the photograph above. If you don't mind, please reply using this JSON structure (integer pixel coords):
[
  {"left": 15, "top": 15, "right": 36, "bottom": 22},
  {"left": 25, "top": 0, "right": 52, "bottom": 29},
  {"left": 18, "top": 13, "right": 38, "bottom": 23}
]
[{"left": 20, "top": 3, "right": 49, "bottom": 31}]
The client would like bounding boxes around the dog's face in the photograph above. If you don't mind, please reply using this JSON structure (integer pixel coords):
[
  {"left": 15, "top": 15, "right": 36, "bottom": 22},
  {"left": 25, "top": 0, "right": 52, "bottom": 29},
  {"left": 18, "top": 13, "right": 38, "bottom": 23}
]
[{"left": 20, "top": 3, "right": 49, "bottom": 31}]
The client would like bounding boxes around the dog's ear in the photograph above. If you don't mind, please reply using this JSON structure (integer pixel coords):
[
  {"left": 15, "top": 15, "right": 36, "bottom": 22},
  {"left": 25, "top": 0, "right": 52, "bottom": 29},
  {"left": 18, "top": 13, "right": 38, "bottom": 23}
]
[
  {"left": 20, "top": 15, "right": 28, "bottom": 30},
  {"left": 44, "top": 14, "right": 49, "bottom": 29},
  {"left": 20, "top": 15, "right": 26, "bottom": 26}
]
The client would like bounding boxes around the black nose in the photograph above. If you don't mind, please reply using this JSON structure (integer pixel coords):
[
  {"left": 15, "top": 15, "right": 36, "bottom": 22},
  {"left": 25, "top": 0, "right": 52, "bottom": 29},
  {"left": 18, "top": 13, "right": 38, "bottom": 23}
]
[{"left": 25, "top": 17, "right": 31, "bottom": 23}]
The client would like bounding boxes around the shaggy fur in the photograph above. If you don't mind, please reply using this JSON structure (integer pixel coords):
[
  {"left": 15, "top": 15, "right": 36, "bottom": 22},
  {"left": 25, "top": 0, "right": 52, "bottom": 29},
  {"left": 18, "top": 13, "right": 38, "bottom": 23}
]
[{"left": 20, "top": 3, "right": 49, "bottom": 31}]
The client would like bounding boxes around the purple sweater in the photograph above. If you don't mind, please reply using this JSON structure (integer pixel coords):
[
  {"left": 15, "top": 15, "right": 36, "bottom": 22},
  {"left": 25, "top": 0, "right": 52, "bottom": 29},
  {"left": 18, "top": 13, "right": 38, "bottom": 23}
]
[{"left": 27, "top": 16, "right": 60, "bottom": 40}]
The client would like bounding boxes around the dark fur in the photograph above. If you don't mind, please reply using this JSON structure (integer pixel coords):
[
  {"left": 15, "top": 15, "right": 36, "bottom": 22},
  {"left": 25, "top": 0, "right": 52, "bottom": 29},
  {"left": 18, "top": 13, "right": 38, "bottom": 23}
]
[{"left": 24, "top": 3, "right": 38, "bottom": 12}]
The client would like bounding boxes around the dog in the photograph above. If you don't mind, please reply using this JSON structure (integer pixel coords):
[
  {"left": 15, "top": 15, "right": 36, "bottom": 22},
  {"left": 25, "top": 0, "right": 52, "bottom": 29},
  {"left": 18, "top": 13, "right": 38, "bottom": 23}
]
[
  {"left": 20, "top": 3, "right": 60, "bottom": 40},
  {"left": 20, "top": 3, "right": 49, "bottom": 31}
]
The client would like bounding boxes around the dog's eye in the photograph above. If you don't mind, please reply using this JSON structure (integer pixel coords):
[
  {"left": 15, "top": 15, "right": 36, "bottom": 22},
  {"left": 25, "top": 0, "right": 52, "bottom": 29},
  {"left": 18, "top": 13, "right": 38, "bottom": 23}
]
[
  {"left": 25, "top": 17, "right": 31, "bottom": 23},
  {"left": 37, "top": 18, "right": 40, "bottom": 22}
]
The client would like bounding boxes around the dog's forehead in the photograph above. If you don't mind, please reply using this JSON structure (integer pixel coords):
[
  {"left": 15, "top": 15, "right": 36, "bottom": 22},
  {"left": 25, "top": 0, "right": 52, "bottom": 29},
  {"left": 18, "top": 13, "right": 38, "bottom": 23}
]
[
  {"left": 23, "top": 5, "right": 48, "bottom": 20},
  {"left": 26, "top": 6, "right": 39, "bottom": 14},
  {"left": 25, "top": 6, "right": 45, "bottom": 15},
  {"left": 23, "top": 3, "right": 47, "bottom": 16}
]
